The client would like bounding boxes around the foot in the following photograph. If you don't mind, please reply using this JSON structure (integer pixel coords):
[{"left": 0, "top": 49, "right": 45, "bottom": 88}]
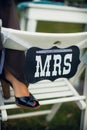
[
  {"left": 15, "top": 93, "right": 40, "bottom": 109},
  {"left": 4, "top": 68, "right": 40, "bottom": 109}
]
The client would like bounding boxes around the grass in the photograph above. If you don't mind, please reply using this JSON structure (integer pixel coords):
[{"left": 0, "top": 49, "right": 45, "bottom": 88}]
[
  {"left": 37, "top": 21, "right": 83, "bottom": 33},
  {"left": 2, "top": 102, "right": 81, "bottom": 130},
  {"left": 2, "top": 21, "right": 83, "bottom": 130}
]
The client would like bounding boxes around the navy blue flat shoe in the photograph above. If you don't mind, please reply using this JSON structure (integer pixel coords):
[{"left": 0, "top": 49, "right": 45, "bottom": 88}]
[{"left": 15, "top": 93, "right": 40, "bottom": 109}]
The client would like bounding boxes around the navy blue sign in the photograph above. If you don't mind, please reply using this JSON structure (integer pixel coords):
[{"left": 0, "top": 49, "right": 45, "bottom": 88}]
[{"left": 25, "top": 46, "right": 80, "bottom": 83}]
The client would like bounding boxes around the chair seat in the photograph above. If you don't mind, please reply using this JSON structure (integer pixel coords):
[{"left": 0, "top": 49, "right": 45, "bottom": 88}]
[{"left": 0, "top": 78, "right": 86, "bottom": 121}]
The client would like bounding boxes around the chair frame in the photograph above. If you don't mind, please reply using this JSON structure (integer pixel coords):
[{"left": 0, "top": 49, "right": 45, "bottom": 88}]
[
  {"left": 18, "top": 2, "right": 87, "bottom": 32},
  {"left": 0, "top": 27, "right": 87, "bottom": 130}
]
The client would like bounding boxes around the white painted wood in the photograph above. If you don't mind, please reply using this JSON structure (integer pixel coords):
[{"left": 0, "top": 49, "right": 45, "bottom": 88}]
[
  {"left": 0, "top": 28, "right": 87, "bottom": 130},
  {"left": 80, "top": 64, "right": 87, "bottom": 130},
  {"left": 46, "top": 103, "right": 62, "bottom": 122},
  {"left": 1, "top": 28, "right": 87, "bottom": 50},
  {"left": 18, "top": 2, "right": 87, "bottom": 31}
]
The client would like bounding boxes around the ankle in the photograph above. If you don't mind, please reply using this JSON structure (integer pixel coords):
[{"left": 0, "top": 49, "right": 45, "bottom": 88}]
[
  {"left": 13, "top": 81, "right": 30, "bottom": 97},
  {"left": 4, "top": 68, "right": 14, "bottom": 84},
  {"left": 4, "top": 67, "right": 30, "bottom": 97}
]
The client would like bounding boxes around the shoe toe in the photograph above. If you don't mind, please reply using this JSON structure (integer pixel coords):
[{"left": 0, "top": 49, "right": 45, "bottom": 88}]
[{"left": 15, "top": 93, "right": 40, "bottom": 109}]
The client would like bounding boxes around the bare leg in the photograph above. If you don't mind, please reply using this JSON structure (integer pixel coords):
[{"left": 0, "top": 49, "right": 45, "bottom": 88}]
[{"left": 4, "top": 68, "right": 30, "bottom": 97}]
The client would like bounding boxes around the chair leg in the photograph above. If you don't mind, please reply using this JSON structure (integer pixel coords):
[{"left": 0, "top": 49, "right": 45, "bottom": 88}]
[
  {"left": 46, "top": 103, "right": 62, "bottom": 122},
  {"left": 1, "top": 80, "right": 10, "bottom": 99},
  {"left": 0, "top": 121, "right": 1, "bottom": 130},
  {"left": 80, "top": 109, "right": 87, "bottom": 130},
  {"left": 80, "top": 65, "right": 87, "bottom": 130}
]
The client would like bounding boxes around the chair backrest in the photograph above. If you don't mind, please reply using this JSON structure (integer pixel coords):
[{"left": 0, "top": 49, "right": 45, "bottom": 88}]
[
  {"left": 1, "top": 27, "right": 87, "bottom": 84},
  {"left": 1, "top": 27, "right": 87, "bottom": 50}
]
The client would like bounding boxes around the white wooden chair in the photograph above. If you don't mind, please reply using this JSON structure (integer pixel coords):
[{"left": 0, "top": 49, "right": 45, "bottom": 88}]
[
  {"left": 0, "top": 27, "right": 87, "bottom": 130},
  {"left": 18, "top": 1, "right": 87, "bottom": 32}
]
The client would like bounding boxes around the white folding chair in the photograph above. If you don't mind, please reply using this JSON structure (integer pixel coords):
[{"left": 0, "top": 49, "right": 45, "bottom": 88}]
[
  {"left": 18, "top": 1, "right": 87, "bottom": 32},
  {"left": 0, "top": 27, "right": 87, "bottom": 130}
]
